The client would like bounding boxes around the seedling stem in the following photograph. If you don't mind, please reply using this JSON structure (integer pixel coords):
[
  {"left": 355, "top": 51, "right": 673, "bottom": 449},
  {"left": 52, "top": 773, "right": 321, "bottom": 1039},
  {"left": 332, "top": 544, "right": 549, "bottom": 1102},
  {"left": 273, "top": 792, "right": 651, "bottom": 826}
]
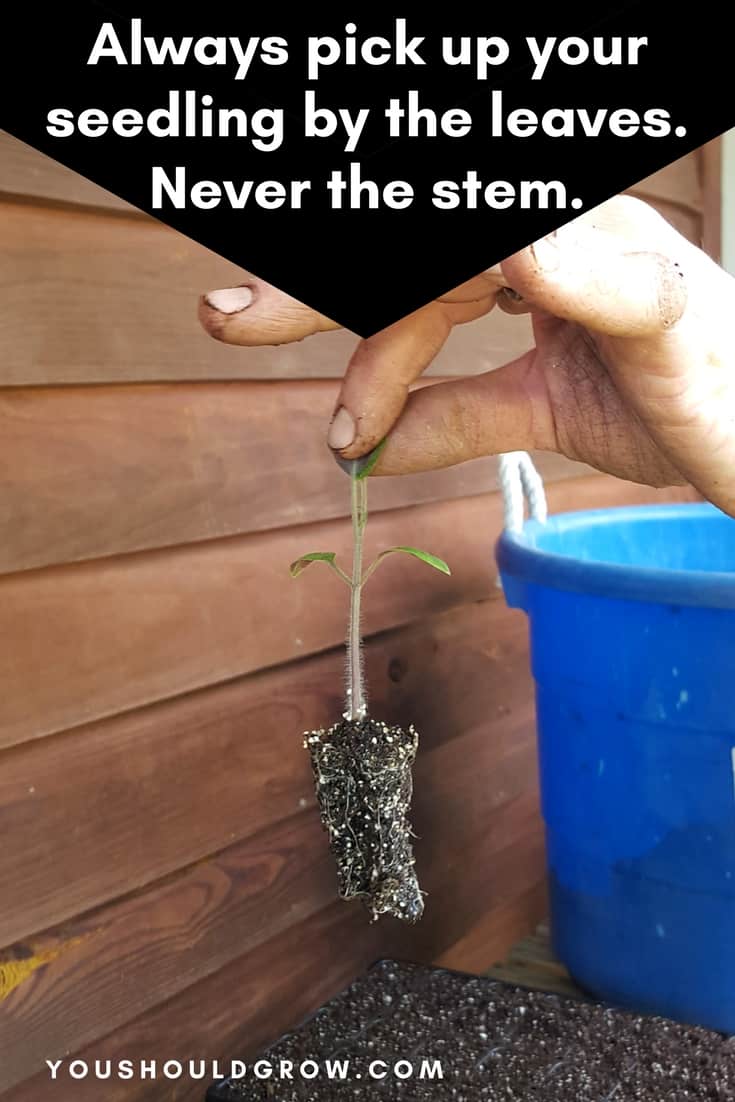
[
  {"left": 348, "top": 472, "right": 368, "bottom": 720},
  {"left": 290, "top": 457, "right": 450, "bottom": 723}
]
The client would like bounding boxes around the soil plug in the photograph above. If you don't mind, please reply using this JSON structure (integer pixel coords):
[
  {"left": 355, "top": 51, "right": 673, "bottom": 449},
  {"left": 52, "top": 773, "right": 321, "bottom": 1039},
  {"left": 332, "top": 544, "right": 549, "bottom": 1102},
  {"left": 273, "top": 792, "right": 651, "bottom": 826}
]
[{"left": 290, "top": 445, "right": 450, "bottom": 923}]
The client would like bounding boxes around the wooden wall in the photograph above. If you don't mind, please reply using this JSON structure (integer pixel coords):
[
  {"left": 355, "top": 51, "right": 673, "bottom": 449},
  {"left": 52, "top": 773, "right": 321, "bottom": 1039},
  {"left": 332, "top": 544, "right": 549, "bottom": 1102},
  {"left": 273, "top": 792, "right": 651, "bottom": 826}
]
[{"left": 0, "top": 132, "right": 716, "bottom": 1101}]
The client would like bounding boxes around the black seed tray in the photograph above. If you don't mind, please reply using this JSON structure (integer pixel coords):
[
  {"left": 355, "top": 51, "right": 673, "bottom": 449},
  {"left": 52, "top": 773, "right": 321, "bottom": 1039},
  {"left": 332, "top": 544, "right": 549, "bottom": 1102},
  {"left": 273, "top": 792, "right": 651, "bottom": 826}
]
[{"left": 206, "top": 959, "right": 735, "bottom": 1101}]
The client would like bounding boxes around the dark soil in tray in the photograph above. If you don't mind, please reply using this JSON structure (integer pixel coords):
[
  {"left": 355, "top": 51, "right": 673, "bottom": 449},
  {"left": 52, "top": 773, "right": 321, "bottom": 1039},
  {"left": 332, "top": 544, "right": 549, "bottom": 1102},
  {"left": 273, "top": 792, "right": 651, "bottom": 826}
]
[{"left": 207, "top": 959, "right": 735, "bottom": 1101}]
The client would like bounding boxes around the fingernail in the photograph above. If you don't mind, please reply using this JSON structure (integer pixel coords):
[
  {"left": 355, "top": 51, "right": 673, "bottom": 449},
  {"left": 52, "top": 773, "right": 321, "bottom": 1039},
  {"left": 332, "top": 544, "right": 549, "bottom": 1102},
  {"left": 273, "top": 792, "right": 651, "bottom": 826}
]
[
  {"left": 328, "top": 406, "right": 356, "bottom": 451},
  {"left": 531, "top": 232, "right": 560, "bottom": 273},
  {"left": 333, "top": 439, "right": 386, "bottom": 478},
  {"left": 204, "top": 286, "right": 254, "bottom": 314}
]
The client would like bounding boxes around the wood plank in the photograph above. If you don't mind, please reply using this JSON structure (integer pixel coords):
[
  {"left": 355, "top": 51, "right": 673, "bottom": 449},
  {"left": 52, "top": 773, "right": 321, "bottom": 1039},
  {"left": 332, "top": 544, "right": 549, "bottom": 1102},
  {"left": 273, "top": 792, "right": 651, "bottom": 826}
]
[
  {"left": 629, "top": 150, "right": 702, "bottom": 212},
  {"left": 8, "top": 873, "right": 546, "bottom": 1102},
  {"left": 487, "top": 926, "right": 584, "bottom": 1000},
  {"left": 0, "top": 597, "right": 533, "bottom": 947},
  {"left": 0, "top": 811, "right": 335, "bottom": 1094},
  {"left": 0, "top": 132, "right": 133, "bottom": 212},
  {"left": 0, "top": 382, "right": 588, "bottom": 575},
  {"left": 7, "top": 903, "right": 388, "bottom": 1102},
  {"left": 0, "top": 491, "right": 495, "bottom": 748},
  {"left": 700, "top": 138, "right": 722, "bottom": 262},
  {"left": 434, "top": 879, "right": 547, "bottom": 974},
  {"left": 0, "top": 477, "right": 697, "bottom": 750},
  {"left": 0, "top": 725, "right": 543, "bottom": 1093},
  {"left": 0, "top": 198, "right": 532, "bottom": 385},
  {"left": 2, "top": 803, "right": 543, "bottom": 1097}
]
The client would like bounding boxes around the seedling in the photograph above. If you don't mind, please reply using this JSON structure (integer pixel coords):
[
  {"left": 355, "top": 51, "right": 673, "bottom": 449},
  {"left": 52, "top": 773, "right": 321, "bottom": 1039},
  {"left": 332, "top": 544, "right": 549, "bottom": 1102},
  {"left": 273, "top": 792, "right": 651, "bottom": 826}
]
[{"left": 290, "top": 447, "right": 450, "bottom": 923}]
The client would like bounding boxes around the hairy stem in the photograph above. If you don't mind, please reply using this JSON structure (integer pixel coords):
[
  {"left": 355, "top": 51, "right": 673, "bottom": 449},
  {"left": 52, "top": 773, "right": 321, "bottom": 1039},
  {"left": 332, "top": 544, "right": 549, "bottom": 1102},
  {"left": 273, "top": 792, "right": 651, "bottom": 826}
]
[{"left": 347, "top": 473, "right": 368, "bottom": 720}]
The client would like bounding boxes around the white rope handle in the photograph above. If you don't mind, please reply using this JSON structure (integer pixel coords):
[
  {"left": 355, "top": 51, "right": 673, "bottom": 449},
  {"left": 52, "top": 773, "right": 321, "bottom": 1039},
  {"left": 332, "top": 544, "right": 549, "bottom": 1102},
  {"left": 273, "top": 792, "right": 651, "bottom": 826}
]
[{"left": 498, "top": 452, "right": 548, "bottom": 533}]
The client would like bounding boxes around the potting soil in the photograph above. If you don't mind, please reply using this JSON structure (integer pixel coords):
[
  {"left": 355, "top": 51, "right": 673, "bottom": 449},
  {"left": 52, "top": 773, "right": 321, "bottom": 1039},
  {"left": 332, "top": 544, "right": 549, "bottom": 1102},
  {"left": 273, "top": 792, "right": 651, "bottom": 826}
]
[{"left": 209, "top": 959, "right": 735, "bottom": 1101}]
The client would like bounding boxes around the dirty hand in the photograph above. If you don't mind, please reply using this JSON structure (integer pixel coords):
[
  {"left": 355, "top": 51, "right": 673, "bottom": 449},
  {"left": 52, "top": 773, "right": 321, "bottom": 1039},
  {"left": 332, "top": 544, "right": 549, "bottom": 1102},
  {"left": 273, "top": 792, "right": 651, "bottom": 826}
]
[{"left": 199, "top": 196, "right": 735, "bottom": 516}]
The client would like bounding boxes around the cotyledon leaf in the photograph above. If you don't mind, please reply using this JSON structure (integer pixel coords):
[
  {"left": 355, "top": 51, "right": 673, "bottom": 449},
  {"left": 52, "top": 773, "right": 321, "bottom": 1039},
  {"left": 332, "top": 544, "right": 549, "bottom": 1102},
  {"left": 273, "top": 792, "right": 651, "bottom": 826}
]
[
  {"left": 364, "top": 546, "right": 451, "bottom": 582},
  {"left": 289, "top": 551, "right": 338, "bottom": 577}
]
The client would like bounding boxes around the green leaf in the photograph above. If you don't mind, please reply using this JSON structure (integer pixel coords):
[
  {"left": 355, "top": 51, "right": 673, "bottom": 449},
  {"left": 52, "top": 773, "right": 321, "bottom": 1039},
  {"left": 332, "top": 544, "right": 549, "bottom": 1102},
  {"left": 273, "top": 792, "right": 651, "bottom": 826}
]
[
  {"left": 289, "top": 551, "right": 337, "bottom": 577},
  {"left": 364, "top": 546, "right": 451, "bottom": 582},
  {"left": 354, "top": 438, "right": 388, "bottom": 480},
  {"left": 386, "top": 547, "right": 451, "bottom": 574}
]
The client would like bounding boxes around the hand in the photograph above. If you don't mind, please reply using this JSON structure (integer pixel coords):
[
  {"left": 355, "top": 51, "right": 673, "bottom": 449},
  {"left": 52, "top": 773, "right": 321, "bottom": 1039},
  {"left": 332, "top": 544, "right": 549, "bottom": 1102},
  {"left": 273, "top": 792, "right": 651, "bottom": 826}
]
[{"left": 199, "top": 196, "right": 735, "bottom": 516}]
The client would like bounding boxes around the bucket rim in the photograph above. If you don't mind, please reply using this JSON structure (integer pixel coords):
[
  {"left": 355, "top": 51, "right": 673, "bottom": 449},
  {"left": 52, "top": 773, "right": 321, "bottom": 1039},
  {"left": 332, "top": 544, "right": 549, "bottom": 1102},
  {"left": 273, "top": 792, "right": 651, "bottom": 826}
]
[{"left": 495, "top": 502, "right": 735, "bottom": 610}]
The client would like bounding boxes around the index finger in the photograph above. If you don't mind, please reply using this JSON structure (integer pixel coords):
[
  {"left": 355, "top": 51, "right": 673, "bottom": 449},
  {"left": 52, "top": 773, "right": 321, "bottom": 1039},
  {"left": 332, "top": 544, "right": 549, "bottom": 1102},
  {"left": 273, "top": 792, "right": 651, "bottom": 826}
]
[
  {"left": 198, "top": 276, "right": 340, "bottom": 346},
  {"left": 329, "top": 290, "right": 498, "bottom": 460}
]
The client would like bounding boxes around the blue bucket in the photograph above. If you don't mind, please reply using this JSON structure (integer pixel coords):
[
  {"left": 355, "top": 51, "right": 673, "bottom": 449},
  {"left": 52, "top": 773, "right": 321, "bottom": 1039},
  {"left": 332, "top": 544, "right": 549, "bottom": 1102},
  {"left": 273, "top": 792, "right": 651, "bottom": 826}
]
[{"left": 496, "top": 502, "right": 735, "bottom": 1033}]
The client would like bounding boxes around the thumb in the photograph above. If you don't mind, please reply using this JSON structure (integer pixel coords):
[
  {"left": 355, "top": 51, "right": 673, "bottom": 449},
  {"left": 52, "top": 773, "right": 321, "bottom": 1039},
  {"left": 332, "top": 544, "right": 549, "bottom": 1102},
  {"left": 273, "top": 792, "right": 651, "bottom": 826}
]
[
  {"left": 370, "top": 352, "right": 555, "bottom": 476},
  {"left": 501, "top": 199, "right": 688, "bottom": 338},
  {"left": 327, "top": 294, "right": 495, "bottom": 461}
]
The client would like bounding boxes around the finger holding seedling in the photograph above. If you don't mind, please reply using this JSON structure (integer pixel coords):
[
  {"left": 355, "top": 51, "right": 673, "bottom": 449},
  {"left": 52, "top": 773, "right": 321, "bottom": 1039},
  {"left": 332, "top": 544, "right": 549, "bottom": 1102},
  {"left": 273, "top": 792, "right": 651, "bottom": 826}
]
[
  {"left": 327, "top": 282, "right": 503, "bottom": 458},
  {"left": 200, "top": 265, "right": 505, "bottom": 455},
  {"left": 337, "top": 197, "right": 735, "bottom": 514},
  {"left": 199, "top": 194, "right": 735, "bottom": 516},
  {"left": 326, "top": 195, "right": 693, "bottom": 474}
]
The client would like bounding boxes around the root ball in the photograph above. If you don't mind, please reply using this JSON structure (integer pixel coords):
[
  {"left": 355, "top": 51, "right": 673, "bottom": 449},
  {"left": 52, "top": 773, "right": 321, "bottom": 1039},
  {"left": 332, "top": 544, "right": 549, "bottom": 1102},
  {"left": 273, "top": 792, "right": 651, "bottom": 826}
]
[{"left": 304, "top": 716, "right": 423, "bottom": 923}]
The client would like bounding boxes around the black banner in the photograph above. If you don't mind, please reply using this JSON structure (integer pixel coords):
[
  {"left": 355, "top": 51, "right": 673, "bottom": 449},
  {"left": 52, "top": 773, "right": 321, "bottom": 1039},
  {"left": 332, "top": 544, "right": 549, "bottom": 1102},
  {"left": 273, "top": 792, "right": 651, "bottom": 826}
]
[{"left": 1, "top": 1, "right": 731, "bottom": 334}]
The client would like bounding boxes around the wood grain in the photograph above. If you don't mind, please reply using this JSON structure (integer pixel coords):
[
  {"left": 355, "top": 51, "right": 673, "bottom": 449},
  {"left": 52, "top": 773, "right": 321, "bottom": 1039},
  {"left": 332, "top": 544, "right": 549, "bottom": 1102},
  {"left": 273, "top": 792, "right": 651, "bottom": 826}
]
[
  {"left": 435, "top": 880, "right": 548, "bottom": 973},
  {"left": 8, "top": 875, "right": 548, "bottom": 1102},
  {"left": 700, "top": 139, "right": 722, "bottom": 262},
  {"left": 0, "top": 132, "right": 133, "bottom": 212},
  {"left": 631, "top": 150, "right": 702, "bottom": 212},
  {"left": 0, "top": 731, "right": 543, "bottom": 1092},
  {"left": 0, "top": 811, "right": 334, "bottom": 1093},
  {"left": 7, "top": 902, "right": 392, "bottom": 1102},
  {"left": 0, "top": 381, "right": 587, "bottom": 575},
  {"left": 486, "top": 924, "right": 583, "bottom": 1001},
  {"left": 0, "top": 491, "right": 494, "bottom": 748},
  {"left": 0, "top": 477, "right": 698, "bottom": 750},
  {"left": 0, "top": 598, "right": 532, "bottom": 947}
]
